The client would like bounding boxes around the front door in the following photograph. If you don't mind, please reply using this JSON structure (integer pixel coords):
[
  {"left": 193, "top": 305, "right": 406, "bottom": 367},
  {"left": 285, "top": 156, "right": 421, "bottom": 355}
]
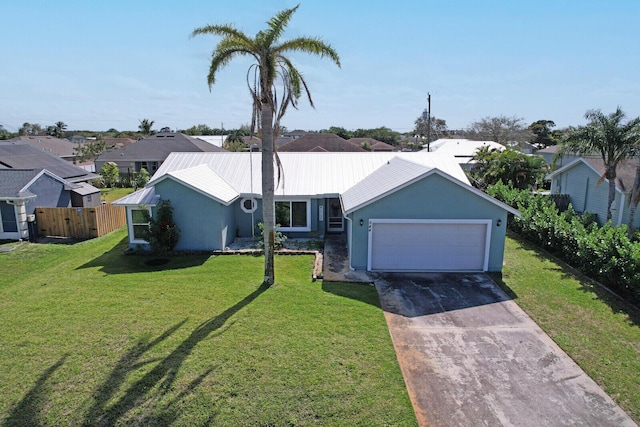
[{"left": 327, "top": 198, "right": 343, "bottom": 232}]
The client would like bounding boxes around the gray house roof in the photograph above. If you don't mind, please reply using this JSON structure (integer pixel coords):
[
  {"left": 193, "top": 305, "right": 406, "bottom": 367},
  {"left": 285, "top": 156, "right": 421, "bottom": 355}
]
[
  {"left": 0, "top": 169, "right": 76, "bottom": 200},
  {"left": 97, "top": 132, "right": 225, "bottom": 163},
  {"left": 10, "top": 135, "right": 77, "bottom": 159},
  {"left": 278, "top": 133, "right": 366, "bottom": 152},
  {"left": 0, "top": 142, "right": 99, "bottom": 182},
  {"left": 0, "top": 169, "right": 41, "bottom": 199},
  {"left": 348, "top": 138, "right": 397, "bottom": 152}
]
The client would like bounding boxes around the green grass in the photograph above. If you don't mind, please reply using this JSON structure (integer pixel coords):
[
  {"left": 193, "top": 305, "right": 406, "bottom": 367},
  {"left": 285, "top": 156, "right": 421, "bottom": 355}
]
[
  {"left": 0, "top": 228, "right": 416, "bottom": 426},
  {"left": 100, "top": 187, "right": 134, "bottom": 203},
  {"left": 499, "top": 233, "right": 640, "bottom": 423}
]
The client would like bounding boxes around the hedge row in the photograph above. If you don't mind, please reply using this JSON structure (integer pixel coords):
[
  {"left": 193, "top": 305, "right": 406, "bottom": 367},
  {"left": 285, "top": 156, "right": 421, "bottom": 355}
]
[{"left": 488, "top": 182, "right": 640, "bottom": 303}]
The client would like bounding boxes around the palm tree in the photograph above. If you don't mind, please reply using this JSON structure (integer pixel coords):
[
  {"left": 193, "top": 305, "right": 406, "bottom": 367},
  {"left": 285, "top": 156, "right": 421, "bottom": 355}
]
[
  {"left": 224, "top": 129, "right": 248, "bottom": 152},
  {"left": 192, "top": 5, "right": 340, "bottom": 285},
  {"left": 560, "top": 107, "right": 640, "bottom": 222},
  {"left": 54, "top": 121, "right": 67, "bottom": 138},
  {"left": 138, "top": 119, "right": 155, "bottom": 137}
]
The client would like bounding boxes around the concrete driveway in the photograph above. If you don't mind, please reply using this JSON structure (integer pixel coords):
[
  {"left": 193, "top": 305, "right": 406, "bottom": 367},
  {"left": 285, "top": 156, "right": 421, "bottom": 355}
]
[{"left": 375, "top": 273, "right": 636, "bottom": 427}]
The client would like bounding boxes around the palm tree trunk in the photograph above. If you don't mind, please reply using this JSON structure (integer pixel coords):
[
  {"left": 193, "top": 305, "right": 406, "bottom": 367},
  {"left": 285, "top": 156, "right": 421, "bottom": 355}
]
[
  {"left": 627, "top": 156, "right": 640, "bottom": 238},
  {"left": 261, "top": 101, "right": 276, "bottom": 286}
]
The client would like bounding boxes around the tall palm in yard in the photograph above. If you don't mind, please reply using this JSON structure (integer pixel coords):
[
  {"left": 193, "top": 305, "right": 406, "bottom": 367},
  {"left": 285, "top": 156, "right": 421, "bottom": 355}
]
[
  {"left": 192, "top": 5, "right": 340, "bottom": 285},
  {"left": 560, "top": 107, "right": 640, "bottom": 222}
]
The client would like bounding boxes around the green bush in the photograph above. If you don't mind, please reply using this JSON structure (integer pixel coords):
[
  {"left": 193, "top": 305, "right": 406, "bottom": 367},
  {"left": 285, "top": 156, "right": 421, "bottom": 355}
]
[
  {"left": 255, "top": 222, "right": 287, "bottom": 249},
  {"left": 488, "top": 182, "right": 640, "bottom": 303},
  {"left": 142, "top": 200, "right": 180, "bottom": 253}
]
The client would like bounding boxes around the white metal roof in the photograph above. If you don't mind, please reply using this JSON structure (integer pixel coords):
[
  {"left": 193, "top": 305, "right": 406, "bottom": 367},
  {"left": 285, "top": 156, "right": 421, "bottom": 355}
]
[
  {"left": 114, "top": 151, "right": 520, "bottom": 215},
  {"left": 341, "top": 157, "right": 434, "bottom": 213},
  {"left": 423, "top": 139, "right": 505, "bottom": 160},
  {"left": 149, "top": 151, "right": 468, "bottom": 198},
  {"left": 113, "top": 187, "right": 159, "bottom": 206},
  {"left": 156, "top": 164, "right": 239, "bottom": 205}
]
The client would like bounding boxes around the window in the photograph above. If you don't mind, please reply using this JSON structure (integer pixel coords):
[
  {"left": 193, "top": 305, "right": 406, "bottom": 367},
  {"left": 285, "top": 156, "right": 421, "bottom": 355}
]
[
  {"left": 241, "top": 198, "right": 257, "bottom": 213},
  {"left": 130, "top": 208, "right": 150, "bottom": 242},
  {"left": 0, "top": 202, "right": 18, "bottom": 233},
  {"left": 276, "top": 200, "right": 310, "bottom": 231}
]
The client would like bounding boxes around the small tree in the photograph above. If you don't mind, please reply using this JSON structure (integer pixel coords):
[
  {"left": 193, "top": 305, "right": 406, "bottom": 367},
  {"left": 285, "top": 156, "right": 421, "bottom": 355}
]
[
  {"left": 134, "top": 168, "right": 151, "bottom": 189},
  {"left": 147, "top": 200, "right": 180, "bottom": 252},
  {"left": 100, "top": 162, "right": 120, "bottom": 188},
  {"left": 469, "top": 147, "right": 548, "bottom": 190},
  {"left": 75, "top": 138, "right": 106, "bottom": 162}
]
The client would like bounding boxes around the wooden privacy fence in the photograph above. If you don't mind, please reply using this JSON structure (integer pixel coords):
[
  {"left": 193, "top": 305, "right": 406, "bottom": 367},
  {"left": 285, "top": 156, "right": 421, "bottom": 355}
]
[{"left": 35, "top": 204, "right": 126, "bottom": 239}]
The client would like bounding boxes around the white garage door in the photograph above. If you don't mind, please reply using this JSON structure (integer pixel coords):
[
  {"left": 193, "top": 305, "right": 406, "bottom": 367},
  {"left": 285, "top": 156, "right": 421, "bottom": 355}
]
[{"left": 368, "top": 220, "right": 491, "bottom": 272}]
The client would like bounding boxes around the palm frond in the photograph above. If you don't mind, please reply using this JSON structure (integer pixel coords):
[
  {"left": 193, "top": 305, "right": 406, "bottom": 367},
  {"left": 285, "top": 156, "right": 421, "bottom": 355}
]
[
  {"left": 276, "top": 37, "right": 341, "bottom": 68},
  {"left": 190, "top": 24, "right": 253, "bottom": 44},
  {"left": 262, "top": 4, "right": 300, "bottom": 47}
]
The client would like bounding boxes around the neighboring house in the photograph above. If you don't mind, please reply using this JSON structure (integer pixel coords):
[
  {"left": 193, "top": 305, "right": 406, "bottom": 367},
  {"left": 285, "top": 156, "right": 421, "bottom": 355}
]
[
  {"left": 102, "top": 137, "right": 137, "bottom": 149},
  {"left": 422, "top": 139, "right": 505, "bottom": 169},
  {"left": 0, "top": 141, "right": 100, "bottom": 183},
  {"left": 537, "top": 145, "right": 579, "bottom": 169},
  {"left": 547, "top": 156, "right": 640, "bottom": 227},
  {"left": 10, "top": 135, "right": 78, "bottom": 162},
  {"left": 348, "top": 138, "right": 397, "bottom": 152},
  {"left": 9, "top": 135, "right": 98, "bottom": 171},
  {"left": 193, "top": 135, "right": 228, "bottom": 148},
  {"left": 278, "top": 133, "right": 366, "bottom": 152},
  {"left": 0, "top": 169, "right": 100, "bottom": 240},
  {"left": 95, "top": 132, "right": 225, "bottom": 175},
  {"left": 114, "top": 152, "right": 519, "bottom": 272}
]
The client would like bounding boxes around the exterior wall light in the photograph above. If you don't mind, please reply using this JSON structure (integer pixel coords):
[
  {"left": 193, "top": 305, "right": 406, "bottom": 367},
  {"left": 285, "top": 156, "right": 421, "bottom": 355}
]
[
  {"left": 497, "top": 219, "right": 502, "bottom": 227},
  {"left": 360, "top": 219, "right": 364, "bottom": 226}
]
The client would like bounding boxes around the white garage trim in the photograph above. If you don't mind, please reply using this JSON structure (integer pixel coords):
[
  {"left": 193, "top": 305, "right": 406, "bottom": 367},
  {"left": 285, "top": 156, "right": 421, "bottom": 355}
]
[{"left": 367, "top": 219, "right": 492, "bottom": 272}]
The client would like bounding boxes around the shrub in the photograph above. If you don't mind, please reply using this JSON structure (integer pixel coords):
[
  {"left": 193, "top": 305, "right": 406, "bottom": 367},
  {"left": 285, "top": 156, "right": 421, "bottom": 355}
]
[
  {"left": 255, "top": 222, "right": 287, "bottom": 249},
  {"left": 487, "top": 183, "right": 640, "bottom": 303},
  {"left": 144, "top": 200, "right": 180, "bottom": 253}
]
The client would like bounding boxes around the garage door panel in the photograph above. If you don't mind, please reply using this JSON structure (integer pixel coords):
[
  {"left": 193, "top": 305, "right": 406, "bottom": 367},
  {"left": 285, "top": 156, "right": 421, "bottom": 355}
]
[{"left": 369, "top": 221, "right": 489, "bottom": 272}]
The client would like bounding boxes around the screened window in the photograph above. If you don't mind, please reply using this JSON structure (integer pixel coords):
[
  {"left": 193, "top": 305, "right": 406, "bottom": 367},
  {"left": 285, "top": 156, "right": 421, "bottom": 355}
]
[
  {"left": 275, "top": 201, "right": 310, "bottom": 230},
  {"left": 130, "top": 208, "right": 150, "bottom": 241}
]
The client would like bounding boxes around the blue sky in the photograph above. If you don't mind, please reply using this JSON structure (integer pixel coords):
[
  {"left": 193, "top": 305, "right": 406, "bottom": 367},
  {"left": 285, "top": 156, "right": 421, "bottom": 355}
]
[{"left": 2, "top": 0, "right": 639, "bottom": 133}]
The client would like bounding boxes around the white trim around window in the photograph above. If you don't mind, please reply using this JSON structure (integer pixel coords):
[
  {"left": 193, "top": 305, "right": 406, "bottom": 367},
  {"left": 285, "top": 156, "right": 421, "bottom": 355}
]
[
  {"left": 275, "top": 199, "right": 311, "bottom": 231},
  {"left": 128, "top": 206, "right": 151, "bottom": 244},
  {"left": 241, "top": 197, "right": 257, "bottom": 213}
]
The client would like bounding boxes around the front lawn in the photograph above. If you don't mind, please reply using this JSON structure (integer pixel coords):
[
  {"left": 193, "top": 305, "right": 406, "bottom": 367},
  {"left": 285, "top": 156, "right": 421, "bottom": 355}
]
[
  {"left": 0, "top": 229, "right": 416, "bottom": 426},
  {"left": 499, "top": 233, "right": 640, "bottom": 423}
]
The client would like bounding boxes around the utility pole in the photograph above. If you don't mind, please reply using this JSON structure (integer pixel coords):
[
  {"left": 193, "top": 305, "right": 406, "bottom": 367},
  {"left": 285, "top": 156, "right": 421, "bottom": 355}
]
[{"left": 426, "top": 92, "right": 431, "bottom": 152}]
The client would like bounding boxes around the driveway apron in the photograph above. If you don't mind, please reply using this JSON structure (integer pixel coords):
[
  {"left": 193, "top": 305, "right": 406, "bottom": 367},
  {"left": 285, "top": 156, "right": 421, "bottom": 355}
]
[{"left": 375, "top": 273, "right": 636, "bottom": 427}]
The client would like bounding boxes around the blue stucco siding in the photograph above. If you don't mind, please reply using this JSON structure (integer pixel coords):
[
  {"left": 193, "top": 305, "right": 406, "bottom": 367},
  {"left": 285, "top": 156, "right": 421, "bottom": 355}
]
[
  {"left": 347, "top": 173, "right": 508, "bottom": 272},
  {"left": 24, "top": 174, "right": 70, "bottom": 214},
  {"left": 234, "top": 197, "right": 325, "bottom": 239},
  {"left": 154, "top": 179, "right": 236, "bottom": 251},
  {"left": 234, "top": 198, "right": 264, "bottom": 238},
  {"left": 551, "top": 162, "right": 627, "bottom": 226}
]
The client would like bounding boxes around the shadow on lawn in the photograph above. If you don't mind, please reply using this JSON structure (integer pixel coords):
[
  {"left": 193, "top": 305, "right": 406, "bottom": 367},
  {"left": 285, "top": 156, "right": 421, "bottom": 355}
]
[
  {"left": 6, "top": 283, "right": 270, "bottom": 426},
  {"left": 76, "top": 236, "right": 210, "bottom": 274},
  {"left": 509, "top": 235, "right": 640, "bottom": 328},
  {"left": 4, "top": 354, "right": 68, "bottom": 427},
  {"left": 322, "top": 282, "right": 382, "bottom": 309}
]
